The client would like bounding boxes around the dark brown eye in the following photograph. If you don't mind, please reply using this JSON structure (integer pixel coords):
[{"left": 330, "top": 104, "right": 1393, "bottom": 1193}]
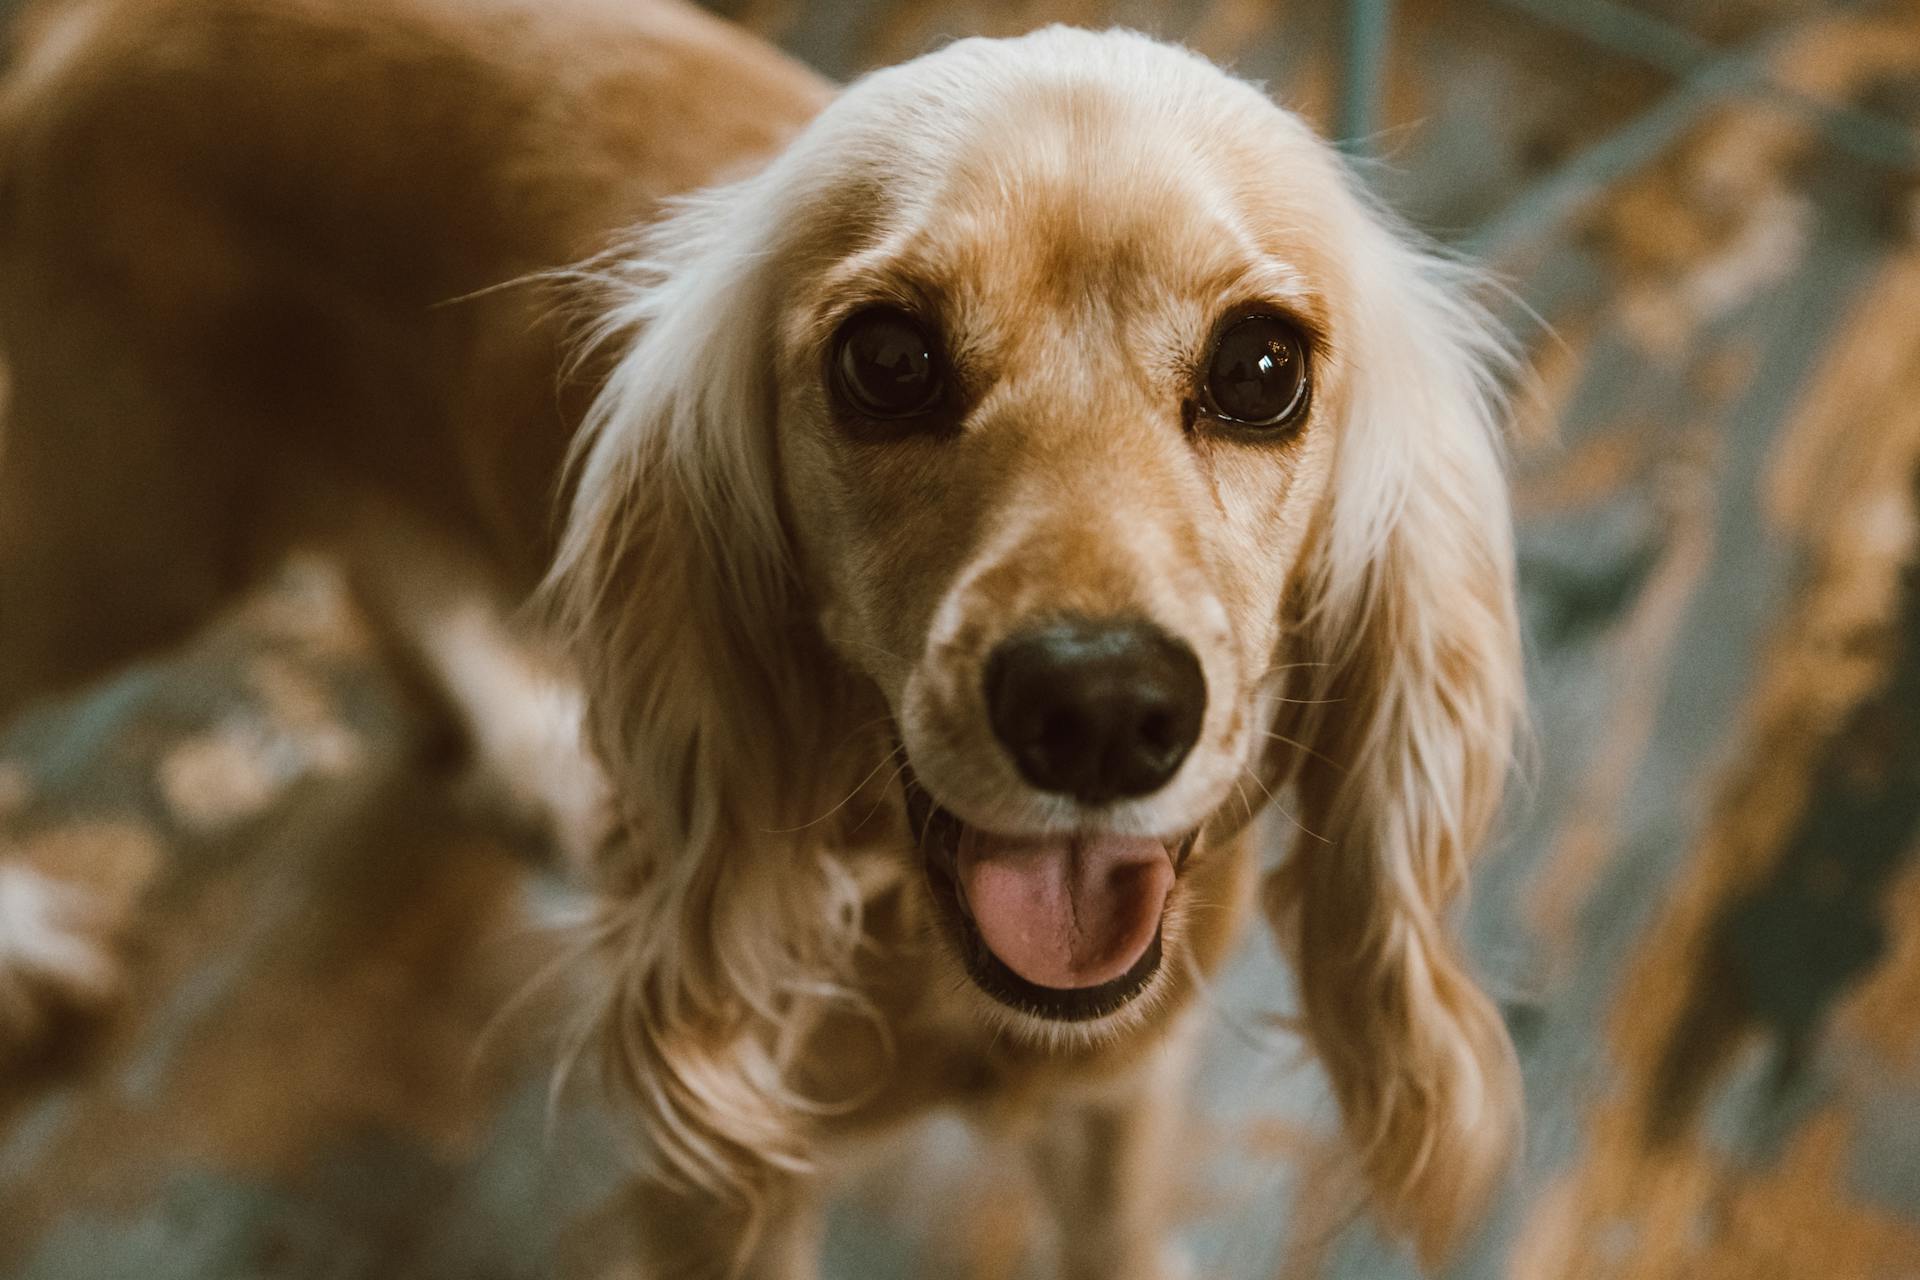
[
  {"left": 1202, "top": 314, "right": 1310, "bottom": 428},
  {"left": 831, "top": 307, "right": 945, "bottom": 419}
]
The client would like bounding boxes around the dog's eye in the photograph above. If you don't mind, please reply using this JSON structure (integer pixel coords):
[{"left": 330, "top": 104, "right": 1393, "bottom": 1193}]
[
  {"left": 1202, "top": 315, "right": 1310, "bottom": 428},
  {"left": 831, "top": 308, "right": 945, "bottom": 419}
]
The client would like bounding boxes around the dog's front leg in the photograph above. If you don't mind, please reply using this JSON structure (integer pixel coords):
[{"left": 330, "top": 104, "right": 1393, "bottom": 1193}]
[
  {"left": 1025, "top": 1024, "right": 1200, "bottom": 1280},
  {"left": 614, "top": 1175, "right": 820, "bottom": 1280}
]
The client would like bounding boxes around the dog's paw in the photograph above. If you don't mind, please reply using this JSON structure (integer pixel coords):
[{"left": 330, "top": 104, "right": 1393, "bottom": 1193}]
[{"left": 0, "top": 863, "right": 121, "bottom": 1063}]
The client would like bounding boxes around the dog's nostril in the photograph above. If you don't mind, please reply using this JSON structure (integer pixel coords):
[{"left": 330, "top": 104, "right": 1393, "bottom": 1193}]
[
  {"left": 1039, "top": 708, "right": 1087, "bottom": 755},
  {"left": 1138, "top": 709, "right": 1175, "bottom": 754},
  {"left": 984, "top": 618, "right": 1206, "bottom": 804}
]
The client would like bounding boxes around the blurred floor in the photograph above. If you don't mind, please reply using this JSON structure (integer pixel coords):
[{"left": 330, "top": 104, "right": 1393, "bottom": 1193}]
[{"left": 2, "top": 1, "right": 1919, "bottom": 1277}]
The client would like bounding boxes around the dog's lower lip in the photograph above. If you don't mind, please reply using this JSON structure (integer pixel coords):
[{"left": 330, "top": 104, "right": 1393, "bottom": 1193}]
[{"left": 900, "top": 766, "right": 1194, "bottom": 1022}]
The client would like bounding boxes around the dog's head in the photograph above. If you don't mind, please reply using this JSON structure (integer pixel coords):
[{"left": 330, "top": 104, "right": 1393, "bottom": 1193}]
[{"left": 552, "top": 27, "right": 1521, "bottom": 1261}]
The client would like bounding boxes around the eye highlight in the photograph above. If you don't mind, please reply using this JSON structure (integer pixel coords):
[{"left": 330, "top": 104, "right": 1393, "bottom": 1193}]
[
  {"left": 1200, "top": 314, "right": 1311, "bottom": 430},
  {"left": 830, "top": 307, "right": 947, "bottom": 420}
]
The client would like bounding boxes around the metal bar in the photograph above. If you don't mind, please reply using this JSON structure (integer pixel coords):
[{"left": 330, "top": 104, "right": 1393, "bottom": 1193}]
[
  {"left": 1337, "top": 0, "right": 1394, "bottom": 153},
  {"left": 1494, "top": 0, "right": 1716, "bottom": 76},
  {"left": 1465, "top": 23, "right": 1795, "bottom": 260},
  {"left": 1488, "top": 0, "right": 1918, "bottom": 172}
]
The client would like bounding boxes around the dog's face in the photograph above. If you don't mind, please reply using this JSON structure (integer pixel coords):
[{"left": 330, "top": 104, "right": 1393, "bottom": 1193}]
[
  {"left": 761, "top": 36, "right": 1358, "bottom": 1032},
  {"left": 558, "top": 26, "right": 1520, "bottom": 1248}
]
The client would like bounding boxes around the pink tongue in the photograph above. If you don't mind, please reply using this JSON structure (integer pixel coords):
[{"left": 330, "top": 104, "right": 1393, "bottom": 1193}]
[{"left": 956, "top": 830, "right": 1174, "bottom": 990}]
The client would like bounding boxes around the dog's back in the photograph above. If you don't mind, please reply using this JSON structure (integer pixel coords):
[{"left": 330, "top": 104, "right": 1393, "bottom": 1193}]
[{"left": 0, "top": 0, "right": 829, "bottom": 715}]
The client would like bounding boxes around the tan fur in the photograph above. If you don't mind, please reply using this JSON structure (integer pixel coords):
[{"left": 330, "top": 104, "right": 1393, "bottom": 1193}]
[{"left": 0, "top": 1, "right": 1524, "bottom": 1273}]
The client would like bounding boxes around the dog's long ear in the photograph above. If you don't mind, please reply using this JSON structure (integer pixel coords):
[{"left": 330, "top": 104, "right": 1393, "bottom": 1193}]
[
  {"left": 543, "top": 178, "right": 866, "bottom": 1202},
  {"left": 1265, "top": 185, "right": 1524, "bottom": 1266}
]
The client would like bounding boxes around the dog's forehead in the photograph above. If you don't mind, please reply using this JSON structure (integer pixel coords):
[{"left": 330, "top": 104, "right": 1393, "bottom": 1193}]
[
  {"left": 797, "top": 44, "right": 1344, "bottom": 342},
  {"left": 930, "top": 97, "right": 1254, "bottom": 303}
]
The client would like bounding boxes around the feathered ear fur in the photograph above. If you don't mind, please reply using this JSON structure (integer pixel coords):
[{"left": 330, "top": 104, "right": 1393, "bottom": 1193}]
[
  {"left": 543, "top": 175, "right": 868, "bottom": 1205},
  {"left": 1265, "top": 181, "right": 1525, "bottom": 1266}
]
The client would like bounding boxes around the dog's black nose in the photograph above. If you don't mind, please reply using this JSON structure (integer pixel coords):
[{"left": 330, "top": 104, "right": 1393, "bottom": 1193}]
[{"left": 984, "top": 619, "right": 1206, "bottom": 804}]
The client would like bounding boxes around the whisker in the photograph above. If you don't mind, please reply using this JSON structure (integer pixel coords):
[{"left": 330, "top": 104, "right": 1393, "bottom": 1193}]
[
  {"left": 1260, "top": 729, "right": 1346, "bottom": 774},
  {"left": 763, "top": 743, "right": 907, "bottom": 834},
  {"left": 829, "top": 710, "right": 902, "bottom": 756},
  {"left": 838, "top": 750, "right": 918, "bottom": 839},
  {"left": 916, "top": 780, "right": 940, "bottom": 850},
  {"left": 1253, "top": 659, "right": 1330, "bottom": 680},
  {"left": 1265, "top": 796, "right": 1332, "bottom": 848},
  {"left": 465, "top": 916, "right": 590, "bottom": 1085},
  {"left": 1235, "top": 761, "right": 1332, "bottom": 847},
  {"left": 1178, "top": 940, "right": 1283, "bottom": 1056},
  {"left": 830, "top": 636, "right": 916, "bottom": 666}
]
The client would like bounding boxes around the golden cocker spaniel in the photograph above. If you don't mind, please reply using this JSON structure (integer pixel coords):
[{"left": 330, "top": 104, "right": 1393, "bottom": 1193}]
[{"left": 0, "top": 0, "right": 1523, "bottom": 1273}]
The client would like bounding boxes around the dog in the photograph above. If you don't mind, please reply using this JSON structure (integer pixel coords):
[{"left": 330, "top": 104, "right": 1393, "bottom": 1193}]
[{"left": 0, "top": 0, "right": 1525, "bottom": 1273}]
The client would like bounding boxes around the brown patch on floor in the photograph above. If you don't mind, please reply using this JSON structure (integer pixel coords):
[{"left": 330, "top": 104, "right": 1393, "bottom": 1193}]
[
  {"left": 1597, "top": 7, "right": 1920, "bottom": 359},
  {"left": 0, "top": 775, "right": 562, "bottom": 1273},
  {"left": 1523, "top": 424, "right": 1718, "bottom": 957},
  {"left": 1514, "top": 1105, "right": 1920, "bottom": 1280},
  {"left": 1506, "top": 236, "right": 1920, "bottom": 1279},
  {"left": 1834, "top": 841, "right": 1920, "bottom": 1075},
  {"left": 1695, "top": 1110, "right": 1920, "bottom": 1279},
  {"left": 0, "top": 763, "right": 29, "bottom": 819},
  {"left": 1511, "top": 421, "right": 1651, "bottom": 522},
  {"left": 1505, "top": 313, "right": 1595, "bottom": 464},
  {"left": 157, "top": 706, "right": 357, "bottom": 835},
  {"left": 10, "top": 821, "right": 163, "bottom": 921}
]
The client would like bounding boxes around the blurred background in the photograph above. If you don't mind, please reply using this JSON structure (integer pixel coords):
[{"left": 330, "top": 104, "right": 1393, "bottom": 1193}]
[{"left": 1, "top": 0, "right": 1918, "bottom": 1276}]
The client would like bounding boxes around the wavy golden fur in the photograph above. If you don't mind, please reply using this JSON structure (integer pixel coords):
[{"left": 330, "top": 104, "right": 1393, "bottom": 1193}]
[{"left": 0, "top": 0, "right": 1522, "bottom": 1273}]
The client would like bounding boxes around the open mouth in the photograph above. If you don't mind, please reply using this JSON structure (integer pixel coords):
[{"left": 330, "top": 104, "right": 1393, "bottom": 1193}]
[{"left": 903, "top": 770, "right": 1194, "bottom": 1022}]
